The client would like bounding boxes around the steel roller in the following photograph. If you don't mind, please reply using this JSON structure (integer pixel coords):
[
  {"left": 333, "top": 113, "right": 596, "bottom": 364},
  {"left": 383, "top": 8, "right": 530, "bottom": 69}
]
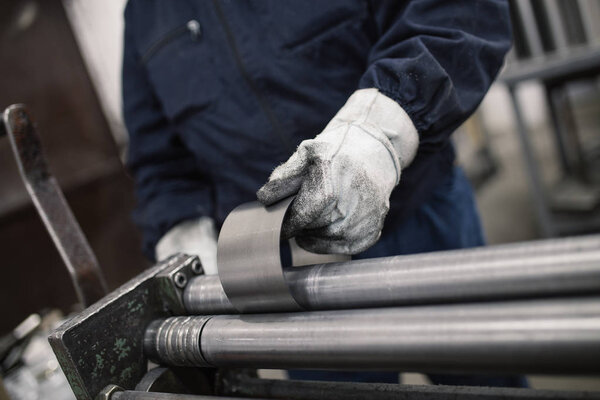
[
  {"left": 184, "top": 234, "right": 600, "bottom": 314},
  {"left": 112, "top": 393, "right": 268, "bottom": 400},
  {"left": 146, "top": 297, "right": 600, "bottom": 374}
]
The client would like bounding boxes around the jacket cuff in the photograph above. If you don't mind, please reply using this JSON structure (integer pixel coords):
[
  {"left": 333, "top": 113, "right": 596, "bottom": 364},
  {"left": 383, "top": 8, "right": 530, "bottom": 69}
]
[{"left": 328, "top": 88, "right": 419, "bottom": 169}]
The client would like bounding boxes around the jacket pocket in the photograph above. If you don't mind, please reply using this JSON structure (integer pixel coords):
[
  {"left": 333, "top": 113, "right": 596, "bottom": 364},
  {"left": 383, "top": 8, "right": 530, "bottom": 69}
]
[
  {"left": 141, "top": 19, "right": 202, "bottom": 65},
  {"left": 143, "top": 19, "right": 218, "bottom": 122}
]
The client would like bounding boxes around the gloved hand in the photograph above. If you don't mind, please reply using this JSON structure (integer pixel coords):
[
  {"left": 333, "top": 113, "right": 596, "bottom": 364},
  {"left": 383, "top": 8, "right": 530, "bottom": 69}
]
[
  {"left": 257, "top": 89, "right": 419, "bottom": 254},
  {"left": 155, "top": 216, "right": 218, "bottom": 274}
]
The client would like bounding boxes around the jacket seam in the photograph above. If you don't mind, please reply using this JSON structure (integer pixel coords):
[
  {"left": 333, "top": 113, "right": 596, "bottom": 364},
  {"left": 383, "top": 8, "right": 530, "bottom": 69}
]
[{"left": 211, "top": 0, "right": 293, "bottom": 153}]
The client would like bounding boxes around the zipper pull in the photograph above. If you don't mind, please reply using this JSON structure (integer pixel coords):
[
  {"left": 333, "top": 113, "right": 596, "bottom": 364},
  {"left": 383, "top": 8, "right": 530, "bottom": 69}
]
[{"left": 187, "top": 20, "right": 201, "bottom": 41}]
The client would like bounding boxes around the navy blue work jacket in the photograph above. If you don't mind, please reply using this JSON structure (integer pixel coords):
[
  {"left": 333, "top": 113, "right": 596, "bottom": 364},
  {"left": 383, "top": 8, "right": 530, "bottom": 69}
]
[{"left": 123, "top": 0, "right": 512, "bottom": 259}]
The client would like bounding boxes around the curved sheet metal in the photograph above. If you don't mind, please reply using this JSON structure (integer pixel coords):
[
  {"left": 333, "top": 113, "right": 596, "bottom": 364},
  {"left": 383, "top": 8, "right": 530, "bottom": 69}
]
[
  {"left": 217, "top": 197, "right": 300, "bottom": 313},
  {"left": 217, "top": 197, "right": 348, "bottom": 313}
]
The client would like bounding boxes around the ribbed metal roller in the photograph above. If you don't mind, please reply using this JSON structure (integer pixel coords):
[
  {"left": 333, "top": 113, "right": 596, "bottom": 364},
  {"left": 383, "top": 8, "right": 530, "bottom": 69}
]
[{"left": 147, "top": 297, "right": 600, "bottom": 374}]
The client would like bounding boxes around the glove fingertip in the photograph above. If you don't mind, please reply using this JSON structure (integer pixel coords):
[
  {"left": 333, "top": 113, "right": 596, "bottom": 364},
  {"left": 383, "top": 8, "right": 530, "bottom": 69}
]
[
  {"left": 257, "top": 176, "right": 303, "bottom": 206},
  {"left": 256, "top": 181, "right": 281, "bottom": 206}
]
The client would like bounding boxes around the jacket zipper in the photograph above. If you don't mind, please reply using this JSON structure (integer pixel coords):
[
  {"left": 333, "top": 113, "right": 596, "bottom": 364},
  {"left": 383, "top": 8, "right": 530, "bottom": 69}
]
[
  {"left": 211, "top": 0, "right": 292, "bottom": 152},
  {"left": 141, "top": 20, "right": 202, "bottom": 65}
]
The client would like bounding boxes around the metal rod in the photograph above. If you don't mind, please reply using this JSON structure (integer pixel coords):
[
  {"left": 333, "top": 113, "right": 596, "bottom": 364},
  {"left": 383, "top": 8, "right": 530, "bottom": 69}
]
[
  {"left": 578, "top": 0, "right": 600, "bottom": 45},
  {"left": 147, "top": 297, "right": 600, "bottom": 374},
  {"left": 507, "top": 85, "right": 556, "bottom": 236},
  {"left": 546, "top": 0, "right": 569, "bottom": 52},
  {"left": 2, "top": 105, "right": 107, "bottom": 306},
  {"left": 112, "top": 392, "right": 266, "bottom": 400},
  {"left": 184, "top": 235, "right": 600, "bottom": 314},
  {"left": 219, "top": 373, "right": 600, "bottom": 400},
  {"left": 515, "top": 0, "right": 544, "bottom": 57}
]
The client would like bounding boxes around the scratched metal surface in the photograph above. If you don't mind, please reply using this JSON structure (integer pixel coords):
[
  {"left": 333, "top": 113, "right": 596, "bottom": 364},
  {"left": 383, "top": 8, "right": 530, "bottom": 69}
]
[{"left": 48, "top": 255, "right": 194, "bottom": 400}]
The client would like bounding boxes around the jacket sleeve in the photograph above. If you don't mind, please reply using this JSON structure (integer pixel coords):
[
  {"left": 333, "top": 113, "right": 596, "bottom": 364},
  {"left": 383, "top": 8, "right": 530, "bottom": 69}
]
[
  {"left": 122, "top": 3, "right": 213, "bottom": 260},
  {"left": 360, "top": 0, "right": 512, "bottom": 149}
]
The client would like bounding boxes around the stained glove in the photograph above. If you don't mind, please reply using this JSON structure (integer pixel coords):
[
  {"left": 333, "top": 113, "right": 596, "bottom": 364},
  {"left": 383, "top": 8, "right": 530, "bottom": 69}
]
[
  {"left": 155, "top": 216, "right": 218, "bottom": 274},
  {"left": 257, "top": 88, "right": 419, "bottom": 254}
]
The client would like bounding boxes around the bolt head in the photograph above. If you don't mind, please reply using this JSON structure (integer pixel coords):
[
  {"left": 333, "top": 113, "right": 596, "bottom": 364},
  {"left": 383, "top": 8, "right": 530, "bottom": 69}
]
[
  {"left": 173, "top": 272, "right": 188, "bottom": 289},
  {"left": 95, "top": 384, "right": 123, "bottom": 400},
  {"left": 191, "top": 258, "right": 204, "bottom": 275}
]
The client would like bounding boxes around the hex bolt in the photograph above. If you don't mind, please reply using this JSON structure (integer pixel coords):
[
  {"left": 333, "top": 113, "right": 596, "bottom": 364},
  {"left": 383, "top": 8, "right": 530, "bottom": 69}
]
[
  {"left": 173, "top": 272, "right": 188, "bottom": 289},
  {"left": 191, "top": 258, "right": 204, "bottom": 275},
  {"left": 95, "top": 384, "right": 123, "bottom": 400}
]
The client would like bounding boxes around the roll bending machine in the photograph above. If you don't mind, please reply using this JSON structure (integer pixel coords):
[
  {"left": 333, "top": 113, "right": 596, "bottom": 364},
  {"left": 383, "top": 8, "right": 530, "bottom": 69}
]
[{"left": 4, "top": 105, "right": 600, "bottom": 400}]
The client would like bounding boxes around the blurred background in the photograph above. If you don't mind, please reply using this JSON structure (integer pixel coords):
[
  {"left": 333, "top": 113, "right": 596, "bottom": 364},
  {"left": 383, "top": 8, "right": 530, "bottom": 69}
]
[{"left": 0, "top": 0, "right": 599, "bottom": 396}]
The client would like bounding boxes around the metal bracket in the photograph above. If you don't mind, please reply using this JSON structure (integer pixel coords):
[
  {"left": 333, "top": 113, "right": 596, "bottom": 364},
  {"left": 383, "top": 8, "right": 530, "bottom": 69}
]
[
  {"left": 155, "top": 256, "right": 203, "bottom": 315},
  {"left": 49, "top": 254, "right": 197, "bottom": 400}
]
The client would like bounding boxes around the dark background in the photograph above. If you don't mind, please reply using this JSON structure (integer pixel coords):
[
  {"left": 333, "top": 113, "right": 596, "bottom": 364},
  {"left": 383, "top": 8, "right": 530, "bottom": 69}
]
[{"left": 0, "top": 0, "right": 147, "bottom": 334}]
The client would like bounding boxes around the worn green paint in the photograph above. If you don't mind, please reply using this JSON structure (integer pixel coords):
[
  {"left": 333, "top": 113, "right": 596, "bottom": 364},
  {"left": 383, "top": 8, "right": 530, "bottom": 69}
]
[
  {"left": 126, "top": 299, "right": 144, "bottom": 313},
  {"left": 53, "top": 347, "right": 88, "bottom": 400},
  {"left": 48, "top": 256, "right": 190, "bottom": 400},
  {"left": 91, "top": 350, "right": 106, "bottom": 379},
  {"left": 113, "top": 338, "right": 131, "bottom": 361},
  {"left": 119, "top": 366, "right": 133, "bottom": 382}
]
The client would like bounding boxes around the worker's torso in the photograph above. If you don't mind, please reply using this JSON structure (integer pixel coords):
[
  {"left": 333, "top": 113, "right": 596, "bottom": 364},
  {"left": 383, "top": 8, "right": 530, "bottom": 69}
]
[{"left": 127, "top": 0, "right": 455, "bottom": 226}]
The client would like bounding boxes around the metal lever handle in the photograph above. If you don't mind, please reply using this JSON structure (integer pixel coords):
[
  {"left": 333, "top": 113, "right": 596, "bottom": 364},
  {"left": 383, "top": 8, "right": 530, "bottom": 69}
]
[{"left": 2, "top": 104, "right": 107, "bottom": 306}]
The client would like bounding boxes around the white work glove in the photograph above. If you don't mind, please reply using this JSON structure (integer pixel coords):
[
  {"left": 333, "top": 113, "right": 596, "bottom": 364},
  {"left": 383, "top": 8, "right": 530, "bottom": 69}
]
[
  {"left": 155, "top": 216, "right": 218, "bottom": 275},
  {"left": 257, "top": 88, "right": 419, "bottom": 254}
]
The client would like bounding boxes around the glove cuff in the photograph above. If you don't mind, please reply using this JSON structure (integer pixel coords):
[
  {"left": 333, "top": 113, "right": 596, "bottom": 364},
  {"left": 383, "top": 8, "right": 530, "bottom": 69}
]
[
  {"left": 155, "top": 216, "right": 218, "bottom": 274},
  {"left": 327, "top": 88, "right": 419, "bottom": 170}
]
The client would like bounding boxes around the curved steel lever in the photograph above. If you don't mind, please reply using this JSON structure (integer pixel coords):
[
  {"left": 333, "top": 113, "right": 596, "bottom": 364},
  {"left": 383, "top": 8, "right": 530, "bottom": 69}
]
[{"left": 2, "top": 104, "right": 107, "bottom": 306}]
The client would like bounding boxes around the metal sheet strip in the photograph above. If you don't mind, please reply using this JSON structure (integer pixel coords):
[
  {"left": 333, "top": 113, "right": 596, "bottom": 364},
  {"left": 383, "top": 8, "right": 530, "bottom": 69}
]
[
  {"left": 217, "top": 197, "right": 300, "bottom": 313},
  {"left": 217, "top": 197, "right": 346, "bottom": 313}
]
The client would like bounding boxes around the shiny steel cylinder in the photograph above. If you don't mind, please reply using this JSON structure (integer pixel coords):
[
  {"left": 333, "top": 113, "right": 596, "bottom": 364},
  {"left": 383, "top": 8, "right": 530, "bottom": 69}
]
[
  {"left": 147, "top": 297, "right": 600, "bottom": 374},
  {"left": 144, "top": 316, "right": 212, "bottom": 367},
  {"left": 184, "top": 235, "right": 600, "bottom": 314},
  {"left": 112, "top": 392, "right": 259, "bottom": 400}
]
